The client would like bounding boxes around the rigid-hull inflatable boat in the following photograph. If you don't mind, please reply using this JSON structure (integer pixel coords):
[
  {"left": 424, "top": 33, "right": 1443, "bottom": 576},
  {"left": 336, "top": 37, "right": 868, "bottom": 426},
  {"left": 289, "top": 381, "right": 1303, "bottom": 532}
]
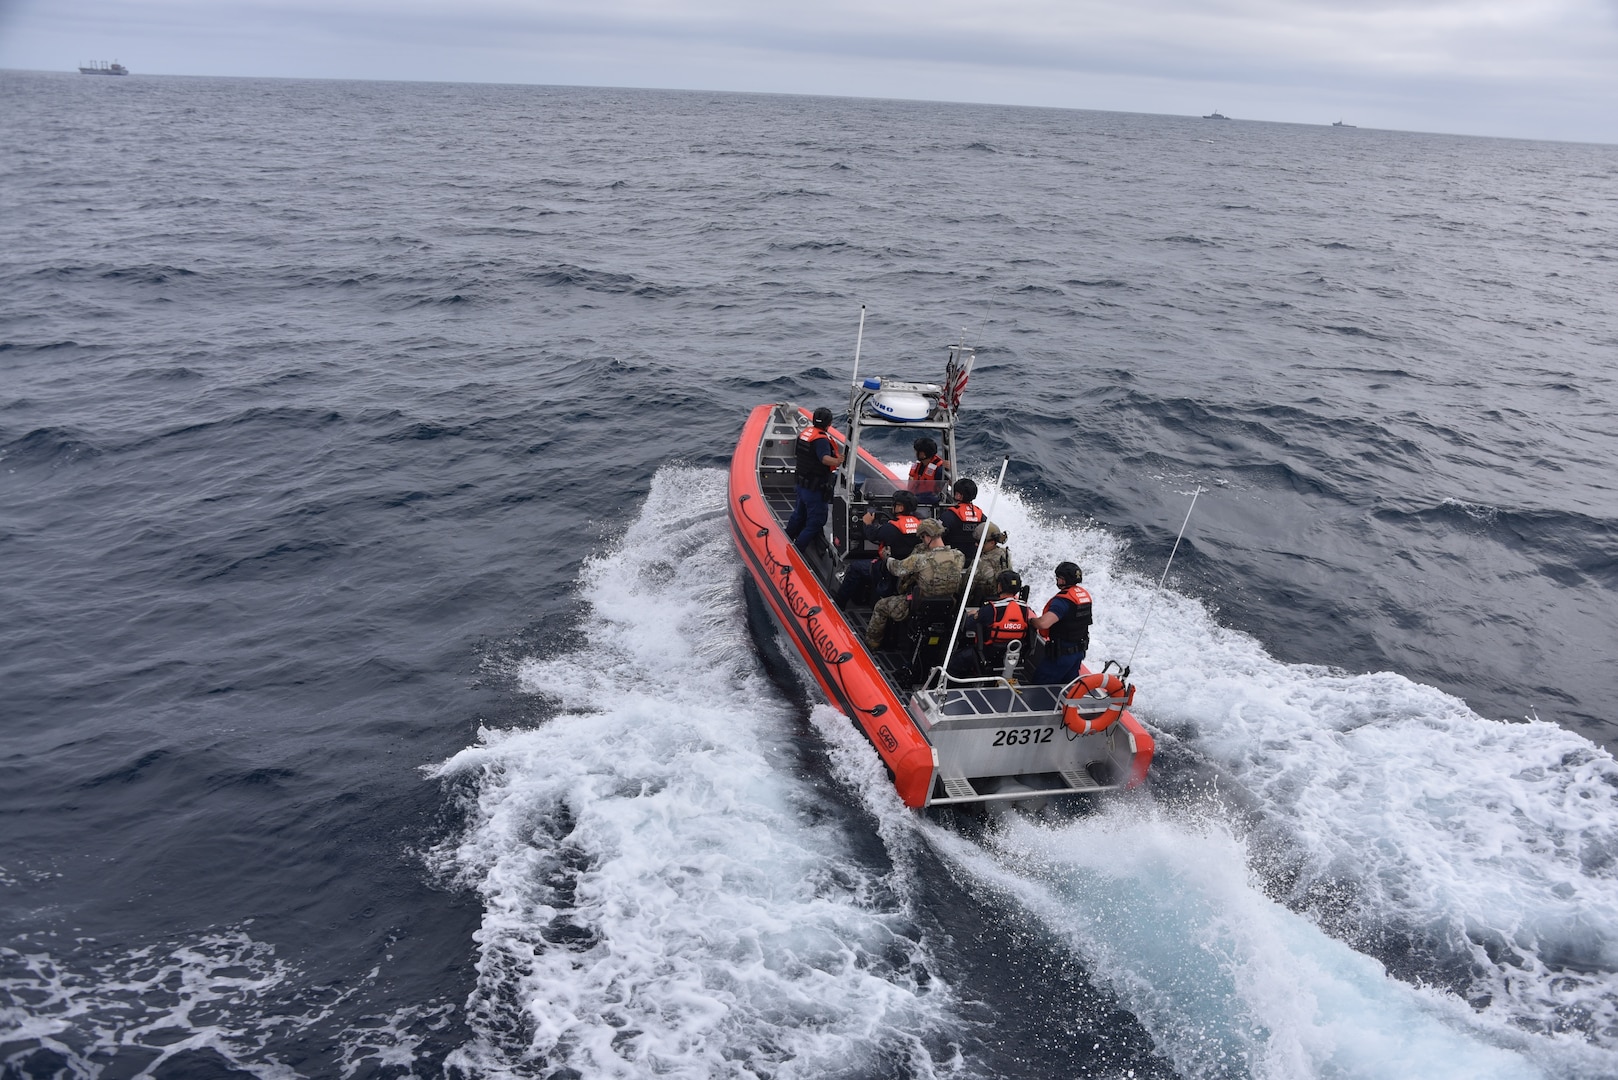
[{"left": 728, "top": 337, "right": 1154, "bottom": 808}]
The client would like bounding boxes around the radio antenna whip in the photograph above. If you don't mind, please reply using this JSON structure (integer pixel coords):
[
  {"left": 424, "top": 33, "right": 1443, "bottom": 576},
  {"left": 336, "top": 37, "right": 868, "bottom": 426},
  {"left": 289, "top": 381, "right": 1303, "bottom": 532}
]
[
  {"left": 849, "top": 304, "right": 867, "bottom": 388},
  {"left": 971, "top": 300, "right": 993, "bottom": 348},
  {"left": 1126, "top": 485, "right": 1203, "bottom": 669},
  {"left": 845, "top": 304, "right": 869, "bottom": 429}
]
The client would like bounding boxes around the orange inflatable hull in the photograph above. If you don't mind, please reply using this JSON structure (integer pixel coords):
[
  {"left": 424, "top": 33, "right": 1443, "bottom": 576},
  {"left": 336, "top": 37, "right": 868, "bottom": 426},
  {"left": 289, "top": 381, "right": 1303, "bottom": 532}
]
[
  {"left": 729, "top": 405, "right": 936, "bottom": 806},
  {"left": 729, "top": 403, "right": 1153, "bottom": 806}
]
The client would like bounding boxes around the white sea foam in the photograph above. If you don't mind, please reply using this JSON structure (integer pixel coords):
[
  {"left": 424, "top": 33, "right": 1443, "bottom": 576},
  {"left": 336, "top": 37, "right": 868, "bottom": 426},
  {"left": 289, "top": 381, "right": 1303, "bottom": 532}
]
[
  {"left": 810, "top": 686, "right": 1548, "bottom": 1079},
  {"left": 437, "top": 465, "right": 1618, "bottom": 1079},
  {"left": 932, "top": 809, "right": 1560, "bottom": 1080},
  {"left": 0, "top": 928, "right": 441, "bottom": 1079},
  {"left": 426, "top": 467, "right": 962, "bottom": 1079},
  {"left": 922, "top": 478, "right": 1618, "bottom": 1079}
]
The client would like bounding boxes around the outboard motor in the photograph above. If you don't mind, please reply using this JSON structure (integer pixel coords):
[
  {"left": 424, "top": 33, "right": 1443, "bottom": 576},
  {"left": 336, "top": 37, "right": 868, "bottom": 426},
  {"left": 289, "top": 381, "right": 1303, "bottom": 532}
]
[{"left": 1000, "top": 638, "right": 1022, "bottom": 682}]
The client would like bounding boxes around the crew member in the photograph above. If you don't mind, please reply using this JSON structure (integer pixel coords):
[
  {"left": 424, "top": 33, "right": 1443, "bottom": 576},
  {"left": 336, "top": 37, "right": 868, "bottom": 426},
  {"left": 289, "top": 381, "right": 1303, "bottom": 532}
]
[
  {"left": 976, "top": 570, "right": 1031, "bottom": 672},
  {"left": 785, "top": 407, "right": 843, "bottom": 551},
  {"left": 1029, "top": 561, "right": 1092, "bottom": 685},
  {"left": 967, "top": 523, "right": 1012, "bottom": 603},
  {"left": 837, "top": 491, "right": 922, "bottom": 606},
  {"left": 907, "top": 437, "right": 946, "bottom": 503},
  {"left": 939, "top": 478, "right": 985, "bottom": 555},
  {"left": 866, "top": 519, "right": 965, "bottom": 649}
]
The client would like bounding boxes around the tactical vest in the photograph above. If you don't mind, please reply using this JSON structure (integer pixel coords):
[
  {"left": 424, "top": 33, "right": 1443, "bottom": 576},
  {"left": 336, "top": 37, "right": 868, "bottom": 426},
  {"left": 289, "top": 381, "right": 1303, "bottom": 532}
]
[
  {"left": 794, "top": 426, "right": 835, "bottom": 491},
  {"left": 945, "top": 501, "right": 985, "bottom": 551},
  {"left": 878, "top": 514, "right": 921, "bottom": 559},
  {"left": 1042, "top": 584, "right": 1093, "bottom": 644},
  {"left": 908, "top": 546, "right": 966, "bottom": 598}
]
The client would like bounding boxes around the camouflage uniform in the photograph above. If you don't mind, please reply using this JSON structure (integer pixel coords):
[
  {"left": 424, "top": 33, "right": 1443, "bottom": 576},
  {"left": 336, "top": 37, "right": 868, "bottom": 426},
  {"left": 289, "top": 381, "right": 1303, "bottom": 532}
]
[
  {"left": 969, "top": 544, "right": 1012, "bottom": 603},
  {"left": 866, "top": 543, "right": 965, "bottom": 649}
]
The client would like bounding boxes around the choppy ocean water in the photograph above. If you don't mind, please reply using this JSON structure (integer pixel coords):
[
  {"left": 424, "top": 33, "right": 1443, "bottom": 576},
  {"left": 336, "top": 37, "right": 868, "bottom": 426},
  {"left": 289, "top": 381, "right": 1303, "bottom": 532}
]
[{"left": 2, "top": 69, "right": 1617, "bottom": 1078}]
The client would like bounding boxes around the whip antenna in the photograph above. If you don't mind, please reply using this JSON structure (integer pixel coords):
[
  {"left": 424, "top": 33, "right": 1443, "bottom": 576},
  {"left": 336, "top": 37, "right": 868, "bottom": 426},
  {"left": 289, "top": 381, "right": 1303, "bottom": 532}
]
[
  {"left": 1126, "top": 485, "right": 1203, "bottom": 669},
  {"left": 849, "top": 304, "right": 867, "bottom": 387},
  {"left": 845, "top": 304, "right": 869, "bottom": 428},
  {"left": 970, "top": 301, "right": 992, "bottom": 349}
]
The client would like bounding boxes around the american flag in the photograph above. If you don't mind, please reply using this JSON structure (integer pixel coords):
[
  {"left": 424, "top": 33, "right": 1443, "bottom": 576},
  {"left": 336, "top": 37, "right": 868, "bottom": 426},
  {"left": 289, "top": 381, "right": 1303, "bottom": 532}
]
[{"left": 941, "top": 346, "right": 974, "bottom": 413}]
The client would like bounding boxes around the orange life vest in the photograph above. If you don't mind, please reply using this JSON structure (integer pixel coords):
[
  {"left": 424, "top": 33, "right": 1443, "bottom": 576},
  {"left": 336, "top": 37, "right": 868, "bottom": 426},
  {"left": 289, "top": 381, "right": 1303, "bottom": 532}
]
[
  {"left": 794, "top": 424, "right": 836, "bottom": 490},
  {"left": 983, "top": 597, "right": 1029, "bottom": 645},
  {"left": 877, "top": 514, "right": 921, "bottom": 559},
  {"left": 908, "top": 456, "right": 944, "bottom": 495},
  {"left": 1038, "top": 584, "right": 1093, "bottom": 643},
  {"left": 944, "top": 500, "right": 986, "bottom": 552}
]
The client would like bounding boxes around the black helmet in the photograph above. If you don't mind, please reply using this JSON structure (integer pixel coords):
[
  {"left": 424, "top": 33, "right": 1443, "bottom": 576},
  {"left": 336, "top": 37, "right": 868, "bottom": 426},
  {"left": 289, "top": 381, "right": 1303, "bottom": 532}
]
[
  {"left": 997, "top": 570, "right": 1022, "bottom": 593},
  {"left": 892, "top": 490, "right": 917, "bottom": 513},
  {"left": 812, "top": 406, "right": 833, "bottom": 427},
  {"left": 913, "top": 436, "right": 938, "bottom": 457},
  {"left": 953, "top": 478, "right": 977, "bottom": 501},
  {"left": 1055, "top": 561, "right": 1082, "bottom": 586}
]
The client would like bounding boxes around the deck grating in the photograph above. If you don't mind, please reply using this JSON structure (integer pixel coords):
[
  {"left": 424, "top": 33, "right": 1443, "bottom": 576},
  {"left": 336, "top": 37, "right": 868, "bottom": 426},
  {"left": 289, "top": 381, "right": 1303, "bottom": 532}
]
[{"left": 1060, "top": 768, "right": 1103, "bottom": 791}]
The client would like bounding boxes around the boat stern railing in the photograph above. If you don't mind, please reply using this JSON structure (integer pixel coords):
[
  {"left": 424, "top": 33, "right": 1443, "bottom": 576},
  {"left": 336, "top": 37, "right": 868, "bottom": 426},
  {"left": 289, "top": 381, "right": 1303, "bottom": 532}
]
[
  {"left": 910, "top": 678, "right": 1067, "bottom": 730},
  {"left": 909, "top": 672, "right": 1136, "bottom": 805}
]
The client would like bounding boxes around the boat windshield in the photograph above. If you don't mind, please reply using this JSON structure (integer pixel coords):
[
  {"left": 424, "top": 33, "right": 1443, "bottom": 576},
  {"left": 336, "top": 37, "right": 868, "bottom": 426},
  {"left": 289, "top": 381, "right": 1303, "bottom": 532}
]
[{"left": 854, "top": 425, "right": 945, "bottom": 473}]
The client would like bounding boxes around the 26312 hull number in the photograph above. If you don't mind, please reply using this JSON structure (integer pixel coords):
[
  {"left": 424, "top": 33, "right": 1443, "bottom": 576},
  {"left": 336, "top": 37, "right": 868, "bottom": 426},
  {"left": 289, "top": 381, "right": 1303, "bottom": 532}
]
[{"left": 991, "top": 727, "right": 1055, "bottom": 747}]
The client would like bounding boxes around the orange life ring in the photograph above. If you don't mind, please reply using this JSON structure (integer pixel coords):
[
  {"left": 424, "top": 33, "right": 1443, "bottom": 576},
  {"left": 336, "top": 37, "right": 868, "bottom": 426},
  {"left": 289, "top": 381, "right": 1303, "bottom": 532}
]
[{"left": 1060, "top": 672, "right": 1135, "bottom": 735}]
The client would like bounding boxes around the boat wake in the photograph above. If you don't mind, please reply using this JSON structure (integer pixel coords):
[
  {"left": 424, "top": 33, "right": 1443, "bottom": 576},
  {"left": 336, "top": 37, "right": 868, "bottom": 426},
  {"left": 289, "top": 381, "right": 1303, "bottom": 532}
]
[
  {"left": 426, "top": 466, "right": 963, "bottom": 1078},
  {"left": 437, "top": 465, "right": 1618, "bottom": 1079},
  {"left": 834, "top": 480, "right": 1618, "bottom": 1080}
]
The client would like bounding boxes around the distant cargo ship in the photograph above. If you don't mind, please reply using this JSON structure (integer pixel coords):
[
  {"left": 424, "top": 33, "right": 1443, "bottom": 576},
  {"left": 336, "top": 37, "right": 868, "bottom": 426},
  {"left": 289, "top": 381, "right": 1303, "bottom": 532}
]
[{"left": 78, "top": 61, "right": 129, "bottom": 76}]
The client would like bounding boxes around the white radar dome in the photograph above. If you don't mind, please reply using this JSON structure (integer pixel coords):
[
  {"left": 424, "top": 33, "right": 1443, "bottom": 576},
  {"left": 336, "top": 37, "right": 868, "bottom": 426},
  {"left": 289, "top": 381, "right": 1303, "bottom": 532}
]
[{"left": 870, "top": 391, "right": 931, "bottom": 422}]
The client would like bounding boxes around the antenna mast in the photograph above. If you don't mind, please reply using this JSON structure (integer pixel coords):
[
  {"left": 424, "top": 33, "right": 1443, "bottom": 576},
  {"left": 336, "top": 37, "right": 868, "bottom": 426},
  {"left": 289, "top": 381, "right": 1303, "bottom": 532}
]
[{"left": 1126, "top": 486, "right": 1203, "bottom": 668}]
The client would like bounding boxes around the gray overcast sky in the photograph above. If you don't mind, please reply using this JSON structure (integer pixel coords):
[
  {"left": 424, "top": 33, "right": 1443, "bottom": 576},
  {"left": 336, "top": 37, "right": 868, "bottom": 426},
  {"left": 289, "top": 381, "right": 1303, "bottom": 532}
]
[{"left": 4, "top": 0, "right": 1617, "bottom": 143}]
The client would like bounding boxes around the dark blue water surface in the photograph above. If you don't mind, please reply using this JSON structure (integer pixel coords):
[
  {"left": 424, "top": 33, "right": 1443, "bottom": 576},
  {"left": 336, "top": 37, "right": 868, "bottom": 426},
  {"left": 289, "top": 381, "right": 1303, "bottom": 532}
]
[{"left": 3, "top": 71, "right": 1617, "bottom": 1079}]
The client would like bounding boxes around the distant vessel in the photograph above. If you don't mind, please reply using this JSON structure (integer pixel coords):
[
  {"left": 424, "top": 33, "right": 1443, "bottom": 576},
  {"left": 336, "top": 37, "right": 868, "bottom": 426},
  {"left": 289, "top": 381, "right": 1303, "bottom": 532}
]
[
  {"left": 1203, "top": 111, "right": 1229, "bottom": 120},
  {"left": 1332, "top": 120, "right": 1356, "bottom": 128},
  {"left": 78, "top": 61, "right": 129, "bottom": 76}
]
